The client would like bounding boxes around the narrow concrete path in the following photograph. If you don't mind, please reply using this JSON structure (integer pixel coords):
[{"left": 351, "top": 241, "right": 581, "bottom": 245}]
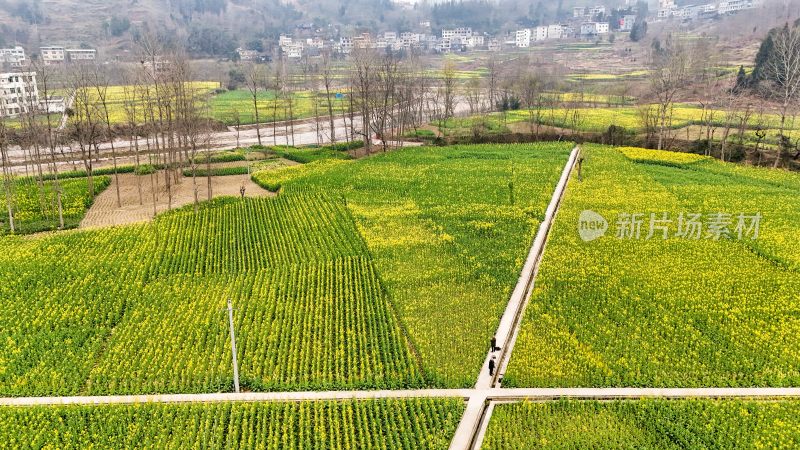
[
  {"left": 4, "top": 387, "right": 800, "bottom": 407},
  {"left": 449, "top": 146, "right": 581, "bottom": 450},
  {"left": 0, "top": 389, "right": 473, "bottom": 407}
]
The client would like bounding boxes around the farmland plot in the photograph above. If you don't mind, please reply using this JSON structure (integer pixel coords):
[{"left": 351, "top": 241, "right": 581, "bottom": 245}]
[
  {"left": 0, "top": 195, "right": 422, "bottom": 396},
  {"left": 0, "top": 399, "right": 464, "bottom": 449},
  {"left": 252, "top": 143, "right": 574, "bottom": 387},
  {"left": 505, "top": 145, "right": 800, "bottom": 388},
  {"left": 483, "top": 400, "right": 800, "bottom": 449}
]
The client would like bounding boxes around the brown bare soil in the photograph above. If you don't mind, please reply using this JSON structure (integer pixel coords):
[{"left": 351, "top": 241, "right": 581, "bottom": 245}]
[{"left": 80, "top": 172, "right": 272, "bottom": 229}]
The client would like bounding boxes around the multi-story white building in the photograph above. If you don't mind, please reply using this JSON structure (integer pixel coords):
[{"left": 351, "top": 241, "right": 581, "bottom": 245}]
[
  {"left": 588, "top": 5, "right": 607, "bottom": 17},
  {"left": 66, "top": 48, "right": 96, "bottom": 62},
  {"left": 284, "top": 43, "right": 303, "bottom": 59},
  {"left": 547, "top": 25, "right": 564, "bottom": 39},
  {"left": 40, "top": 46, "right": 65, "bottom": 65},
  {"left": 718, "top": 0, "right": 757, "bottom": 14},
  {"left": 338, "top": 37, "right": 353, "bottom": 54},
  {"left": 581, "top": 22, "right": 609, "bottom": 35},
  {"left": 620, "top": 15, "right": 637, "bottom": 31},
  {"left": 0, "top": 46, "right": 26, "bottom": 67},
  {"left": 466, "top": 35, "right": 484, "bottom": 48},
  {"left": 533, "top": 26, "right": 548, "bottom": 41},
  {"left": 279, "top": 35, "right": 293, "bottom": 47},
  {"left": 515, "top": 29, "right": 531, "bottom": 48},
  {"left": 442, "top": 27, "right": 473, "bottom": 40},
  {"left": 0, "top": 72, "right": 38, "bottom": 117}
]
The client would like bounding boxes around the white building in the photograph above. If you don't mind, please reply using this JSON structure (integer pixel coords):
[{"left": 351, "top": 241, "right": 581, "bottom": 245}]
[
  {"left": 620, "top": 15, "right": 637, "bottom": 31},
  {"left": 0, "top": 46, "right": 26, "bottom": 67},
  {"left": 581, "top": 22, "right": 609, "bottom": 35},
  {"left": 442, "top": 27, "right": 473, "bottom": 40},
  {"left": 0, "top": 72, "right": 38, "bottom": 117},
  {"left": 306, "top": 38, "right": 324, "bottom": 49},
  {"left": 66, "top": 48, "right": 96, "bottom": 62},
  {"left": 547, "top": 25, "right": 564, "bottom": 39},
  {"left": 533, "top": 26, "right": 548, "bottom": 41},
  {"left": 339, "top": 37, "right": 353, "bottom": 54},
  {"left": 279, "top": 35, "right": 293, "bottom": 47},
  {"left": 515, "top": 29, "right": 531, "bottom": 48},
  {"left": 466, "top": 35, "right": 484, "bottom": 48},
  {"left": 40, "top": 95, "right": 65, "bottom": 114},
  {"left": 588, "top": 5, "right": 607, "bottom": 17},
  {"left": 284, "top": 43, "right": 303, "bottom": 59},
  {"left": 718, "top": 0, "right": 757, "bottom": 14},
  {"left": 236, "top": 48, "right": 259, "bottom": 60},
  {"left": 40, "top": 46, "right": 65, "bottom": 65}
]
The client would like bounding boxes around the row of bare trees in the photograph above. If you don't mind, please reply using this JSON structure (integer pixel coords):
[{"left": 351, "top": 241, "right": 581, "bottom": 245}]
[
  {"left": 0, "top": 36, "right": 227, "bottom": 233},
  {"left": 644, "top": 29, "right": 800, "bottom": 167}
]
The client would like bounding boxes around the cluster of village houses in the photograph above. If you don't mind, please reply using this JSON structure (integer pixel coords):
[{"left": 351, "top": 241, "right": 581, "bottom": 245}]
[
  {"left": 247, "top": 0, "right": 762, "bottom": 60},
  {"left": 0, "top": 45, "right": 97, "bottom": 118},
  {"left": 0, "top": 0, "right": 763, "bottom": 119}
]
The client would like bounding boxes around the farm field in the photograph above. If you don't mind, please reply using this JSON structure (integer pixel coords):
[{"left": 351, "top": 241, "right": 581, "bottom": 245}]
[
  {"left": 439, "top": 104, "right": 799, "bottom": 139},
  {"left": 75, "top": 82, "right": 220, "bottom": 125},
  {"left": 0, "top": 398, "right": 464, "bottom": 449},
  {"left": 208, "top": 89, "right": 348, "bottom": 125},
  {"left": 0, "top": 176, "right": 110, "bottom": 234},
  {"left": 504, "top": 145, "right": 800, "bottom": 388},
  {"left": 252, "top": 143, "right": 573, "bottom": 387},
  {"left": 482, "top": 400, "right": 800, "bottom": 449},
  {"left": 0, "top": 195, "right": 423, "bottom": 396}
]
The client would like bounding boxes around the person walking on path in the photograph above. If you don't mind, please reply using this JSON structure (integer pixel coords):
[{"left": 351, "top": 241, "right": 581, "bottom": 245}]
[
  {"left": 240, "top": 184, "right": 246, "bottom": 199},
  {"left": 490, "top": 336, "right": 497, "bottom": 353},
  {"left": 488, "top": 356, "right": 496, "bottom": 377}
]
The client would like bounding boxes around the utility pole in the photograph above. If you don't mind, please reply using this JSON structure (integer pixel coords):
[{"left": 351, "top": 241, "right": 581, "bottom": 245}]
[{"left": 227, "top": 299, "right": 240, "bottom": 393}]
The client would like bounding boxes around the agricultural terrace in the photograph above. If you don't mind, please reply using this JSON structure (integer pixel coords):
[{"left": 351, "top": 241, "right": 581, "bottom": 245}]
[
  {"left": 483, "top": 400, "right": 800, "bottom": 448},
  {"left": 0, "top": 176, "right": 110, "bottom": 234},
  {"left": 0, "top": 399, "right": 464, "bottom": 448},
  {"left": 505, "top": 145, "right": 800, "bottom": 388},
  {"left": 209, "top": 89, "right": 349, "bottom": 125},
  {"left": 251, "top": 143, "right": 574, "bottom": 387}
]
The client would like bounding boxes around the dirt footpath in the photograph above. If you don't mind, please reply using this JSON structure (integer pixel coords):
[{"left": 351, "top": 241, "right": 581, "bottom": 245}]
[{"left": 80, "top": 172, "right": 272, "bottom": 229}]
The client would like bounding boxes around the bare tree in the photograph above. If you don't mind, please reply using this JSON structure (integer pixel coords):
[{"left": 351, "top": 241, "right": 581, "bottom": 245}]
[
  {"left": 321, "top": 51, "right": 337, "bottom": 144},
  {"left": 34, "top": 61, "right": 65, "bottom": 228},
  {"left": 764, "top": 24, "right": 800, "bottom": 167},
  {"left": 91, "top": 64, "right": 123, "bottom": 207},
  {"left": 648, "top": 37, "right": 692, "bottom": 150},
  {"left": 245, "top": 63, "right": 264, "bottom": 146},
  {"left": 351, "top": 48, "right": 378, "bottom": 154},
  {"left": 0, "top": 122, "right": 14, "bottom": 233}
]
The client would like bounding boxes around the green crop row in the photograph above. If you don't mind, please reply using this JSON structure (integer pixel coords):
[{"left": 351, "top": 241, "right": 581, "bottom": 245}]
[
  {"left": 483, "top": 400, "right": 800, "bottom": 449},
  {"left": 0, "top": 399, "right": 464, "bottom": 449}
]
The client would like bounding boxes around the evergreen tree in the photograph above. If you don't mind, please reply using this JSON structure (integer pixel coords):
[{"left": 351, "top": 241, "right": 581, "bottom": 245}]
[
  {"left": 733, "top": 65, "right": 748, "bottom": 92},
  {"left": 630, "top": 20, "right": 647, "bottom": 42}
]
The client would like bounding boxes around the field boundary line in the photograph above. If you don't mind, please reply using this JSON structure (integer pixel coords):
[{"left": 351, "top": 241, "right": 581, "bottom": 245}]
[{"left": 5, "top": 387, "right": 800, "bottom": 407}]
